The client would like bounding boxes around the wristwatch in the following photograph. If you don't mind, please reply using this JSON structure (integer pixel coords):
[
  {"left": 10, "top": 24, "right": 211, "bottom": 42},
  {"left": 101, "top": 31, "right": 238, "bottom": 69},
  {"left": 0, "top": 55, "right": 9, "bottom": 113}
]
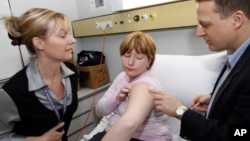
[{"left": 175, "top": 105, "right": 188, "bottom": 120}]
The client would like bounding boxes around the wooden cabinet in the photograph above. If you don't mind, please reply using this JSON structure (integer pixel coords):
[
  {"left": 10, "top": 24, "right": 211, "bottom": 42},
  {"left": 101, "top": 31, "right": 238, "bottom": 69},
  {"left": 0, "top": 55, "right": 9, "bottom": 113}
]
[{"left": 78, "top": 64, "right": 110, "bottom": 89}]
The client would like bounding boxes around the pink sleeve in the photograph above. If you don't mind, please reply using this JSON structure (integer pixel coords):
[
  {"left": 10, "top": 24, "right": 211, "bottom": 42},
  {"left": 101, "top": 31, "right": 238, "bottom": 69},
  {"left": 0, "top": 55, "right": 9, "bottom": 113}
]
[
  {"left": 95, "top": 72, "right": 125, "bottom": 116},
  {"left": 131, "top": 74, "right": 163, "bottom": 91}
]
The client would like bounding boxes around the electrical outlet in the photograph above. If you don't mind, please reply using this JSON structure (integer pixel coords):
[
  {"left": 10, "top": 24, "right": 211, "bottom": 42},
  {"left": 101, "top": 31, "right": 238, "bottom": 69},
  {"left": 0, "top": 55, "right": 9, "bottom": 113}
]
[
  {"left": 96, "top": 22, "right": 102, "bottom": 29},
  {"left": 96, "top": 21, "right": 113, "bottom": 30},
  {"left": 103, "top": 21, "right": 113, "bottom": 28}
]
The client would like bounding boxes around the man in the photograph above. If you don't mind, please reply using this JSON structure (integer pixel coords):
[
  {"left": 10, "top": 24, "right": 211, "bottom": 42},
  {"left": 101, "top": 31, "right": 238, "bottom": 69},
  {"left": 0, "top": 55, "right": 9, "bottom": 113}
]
[{"left": 150, "top": 0, "right": 250, "bottom": 141}]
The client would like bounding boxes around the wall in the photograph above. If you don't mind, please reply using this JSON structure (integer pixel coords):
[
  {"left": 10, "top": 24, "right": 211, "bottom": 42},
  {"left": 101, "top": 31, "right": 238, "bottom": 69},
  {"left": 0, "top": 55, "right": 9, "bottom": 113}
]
[
  {"left": 9, "top": 0, "right": 78, "bottom": 19},
  {"left": 74, "top": 27, "right": 213, "bottom": 81},
  {"left": 75, "top": 0, "right": 184, "bottom": 19},
  {"left": 75, "top": 0, "right": 113, "bottom": 19},
  {"left": 0, "top": 0, "right": 23, "bottom": 81}
]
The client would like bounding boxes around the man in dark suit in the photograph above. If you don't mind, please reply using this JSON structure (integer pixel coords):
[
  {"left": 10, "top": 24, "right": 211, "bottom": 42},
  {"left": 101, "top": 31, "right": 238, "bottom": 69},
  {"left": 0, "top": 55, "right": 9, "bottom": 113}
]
[{"left": 150, "top": 0, "right": 250, "bottom": 141}]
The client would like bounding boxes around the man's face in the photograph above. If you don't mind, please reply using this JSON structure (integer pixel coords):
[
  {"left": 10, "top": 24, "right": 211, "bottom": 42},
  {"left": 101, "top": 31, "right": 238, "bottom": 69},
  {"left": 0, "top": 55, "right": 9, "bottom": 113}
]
[{"left": 196, "top": 1, "right": 236, "bottom": 52}]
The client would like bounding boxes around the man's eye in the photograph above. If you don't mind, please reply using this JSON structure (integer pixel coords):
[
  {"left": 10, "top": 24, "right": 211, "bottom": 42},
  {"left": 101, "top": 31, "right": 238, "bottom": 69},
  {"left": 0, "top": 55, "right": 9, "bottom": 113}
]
[{"left": 200, "top": 23, "right": 209, "bottom": 28}]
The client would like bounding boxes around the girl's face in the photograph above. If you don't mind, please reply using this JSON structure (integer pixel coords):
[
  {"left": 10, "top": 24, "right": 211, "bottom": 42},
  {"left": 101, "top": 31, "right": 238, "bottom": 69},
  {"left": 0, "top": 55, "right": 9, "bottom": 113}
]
[{"left": 121, "top": 49, "right": 150, "bottom": 81}]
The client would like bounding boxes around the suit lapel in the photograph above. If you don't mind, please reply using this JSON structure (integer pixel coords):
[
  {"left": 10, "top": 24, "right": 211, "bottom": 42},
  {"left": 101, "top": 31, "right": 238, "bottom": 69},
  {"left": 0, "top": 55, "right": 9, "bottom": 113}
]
[
  {"left": 211, "top": 64, "right": 227, "bottom": 95},
  {"left": 208, "top": 45, "right": 250, "bottom": 118}
]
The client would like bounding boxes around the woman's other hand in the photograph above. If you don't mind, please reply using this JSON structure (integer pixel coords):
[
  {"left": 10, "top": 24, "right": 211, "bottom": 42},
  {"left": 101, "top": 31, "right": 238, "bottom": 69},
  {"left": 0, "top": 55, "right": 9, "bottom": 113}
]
[{"left": 116, "top": 84, "right": 132, "bottom": 103}]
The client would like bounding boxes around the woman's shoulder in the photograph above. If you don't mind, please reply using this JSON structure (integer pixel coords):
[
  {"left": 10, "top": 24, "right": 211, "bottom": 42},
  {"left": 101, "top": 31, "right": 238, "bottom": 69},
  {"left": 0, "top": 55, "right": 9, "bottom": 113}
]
[
  {"left": 134, "top": 71, "right": 159, "bottom": 82},
  {"left": 132, "top": 71, "right": 162, "bottom": 90},
  {"left": 63, "top": 62, "right": 78, "bottom": 72},
  {"left": 113, "top": 71, "right": 127, "bottom": 81}
]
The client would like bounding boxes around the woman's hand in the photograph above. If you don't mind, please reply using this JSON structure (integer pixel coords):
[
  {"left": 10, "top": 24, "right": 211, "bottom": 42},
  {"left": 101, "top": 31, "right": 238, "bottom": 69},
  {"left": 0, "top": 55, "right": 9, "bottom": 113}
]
[
  {"left": 25, "top": 122, "right": 65, "bottom": 141},
  {"left": 116, "top": 84, "right": 132, "bottom": 103}
]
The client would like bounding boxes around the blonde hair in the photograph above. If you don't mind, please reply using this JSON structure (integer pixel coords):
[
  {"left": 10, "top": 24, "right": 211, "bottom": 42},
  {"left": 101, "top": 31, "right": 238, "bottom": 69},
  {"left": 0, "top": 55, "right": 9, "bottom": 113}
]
[
  {"left": 3, "top": 8, "right": 70, "bottom": 54},
  {"left": 120, "top": 31, "right": 156, "bottom": 70}
]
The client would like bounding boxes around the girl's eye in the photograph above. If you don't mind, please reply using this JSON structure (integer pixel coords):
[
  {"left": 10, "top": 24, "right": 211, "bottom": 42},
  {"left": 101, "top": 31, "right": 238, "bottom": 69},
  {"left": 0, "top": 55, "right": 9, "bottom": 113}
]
[
  {"left": 124, "top": 53, "right": 131, "bottom": 57},
  {"left": 136, "top": 54, "right": 144, "bottom": 60},
  {"left": 136, "top": 57, "right": 143, "bottom": 60}
]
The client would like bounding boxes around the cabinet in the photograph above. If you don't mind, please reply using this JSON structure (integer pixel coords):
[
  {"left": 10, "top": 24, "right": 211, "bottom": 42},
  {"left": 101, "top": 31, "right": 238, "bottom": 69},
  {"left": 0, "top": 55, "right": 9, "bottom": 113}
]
[
  {"left": 78, "top": 64, "right": 110, "bottom": 89},
  {"left": 67, "top": 84, "right": 110, "bottom": 141}
]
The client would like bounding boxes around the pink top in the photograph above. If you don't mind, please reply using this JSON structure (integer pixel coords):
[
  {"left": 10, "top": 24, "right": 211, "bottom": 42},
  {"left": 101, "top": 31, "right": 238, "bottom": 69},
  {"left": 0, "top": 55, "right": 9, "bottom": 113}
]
[{"left": 95, "top": 71, "right": 172, "bottom": 141}]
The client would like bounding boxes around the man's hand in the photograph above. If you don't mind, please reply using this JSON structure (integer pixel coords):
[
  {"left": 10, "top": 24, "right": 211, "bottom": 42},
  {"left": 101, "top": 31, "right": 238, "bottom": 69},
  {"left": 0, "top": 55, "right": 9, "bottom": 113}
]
[
  {"left": 191, "top": 94, "right": 211, "bottom": 113},
  {"left": 149, "top": 88, "right": 182, "bottom": 117}
]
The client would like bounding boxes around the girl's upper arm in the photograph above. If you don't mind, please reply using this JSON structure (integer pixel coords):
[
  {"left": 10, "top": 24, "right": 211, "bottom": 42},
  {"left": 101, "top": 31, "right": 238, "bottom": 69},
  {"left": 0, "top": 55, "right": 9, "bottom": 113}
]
[
  {"left": 100, "top": 82, "right": 157, "bottom": 141},
  {"left": 122, "top": 83, "right": 154, "bottom": 126}
]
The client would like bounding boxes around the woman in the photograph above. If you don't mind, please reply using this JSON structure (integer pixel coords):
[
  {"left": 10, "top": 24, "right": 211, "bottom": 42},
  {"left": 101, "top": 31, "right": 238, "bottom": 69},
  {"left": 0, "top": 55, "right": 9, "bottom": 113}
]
[
  {"left": 90, "top": 31, "right": 172, "bottom": 141},
  {"left": 0, "top": 8, "right": 78, "bottom": 141}
]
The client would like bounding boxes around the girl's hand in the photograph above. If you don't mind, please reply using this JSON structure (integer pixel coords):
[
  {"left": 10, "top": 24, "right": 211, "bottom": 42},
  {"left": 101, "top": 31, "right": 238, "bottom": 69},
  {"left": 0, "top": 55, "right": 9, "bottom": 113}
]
[{"left": 116, "top": 84, "right": 132, "bottom": 103}]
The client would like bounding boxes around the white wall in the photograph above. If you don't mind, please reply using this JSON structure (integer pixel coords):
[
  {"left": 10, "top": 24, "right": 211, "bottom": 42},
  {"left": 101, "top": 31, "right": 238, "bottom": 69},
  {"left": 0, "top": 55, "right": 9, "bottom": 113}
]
[
  {"left": 0, "top": 0, "right": 24, "bottom": 81},
  {"left": 75, "top": 0, "right": 184, "bottom": 19},
  {"left": 75, "top": 0, "right": 113, "bottom": 19},
  {"left": 9, "top": 0, "right": 78, "bottom": 20}
]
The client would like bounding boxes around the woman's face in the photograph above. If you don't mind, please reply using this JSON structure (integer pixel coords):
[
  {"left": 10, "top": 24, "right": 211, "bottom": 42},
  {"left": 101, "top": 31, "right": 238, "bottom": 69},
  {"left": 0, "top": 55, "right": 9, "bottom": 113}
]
[
  {"left": 121, "top": 49, "right": 150, "bottom": 81},
  {"left": 40, "top": 19, "right": 76, "bottom": 62}
]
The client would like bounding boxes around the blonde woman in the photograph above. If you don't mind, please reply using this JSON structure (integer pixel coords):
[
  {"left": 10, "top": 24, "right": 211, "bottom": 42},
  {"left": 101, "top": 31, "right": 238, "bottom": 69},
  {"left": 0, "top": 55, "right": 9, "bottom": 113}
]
[{"left": 0, "top": 8, "right": 78, "bottom": 141}]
